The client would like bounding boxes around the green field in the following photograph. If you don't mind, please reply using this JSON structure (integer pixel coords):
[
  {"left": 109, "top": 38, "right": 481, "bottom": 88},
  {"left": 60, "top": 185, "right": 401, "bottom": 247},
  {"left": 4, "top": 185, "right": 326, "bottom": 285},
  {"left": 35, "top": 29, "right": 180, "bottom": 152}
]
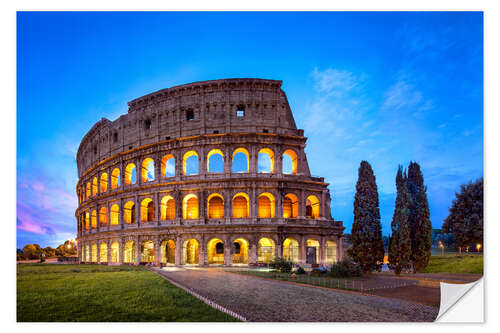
[
  {"left": 17, "top": 264, "right": 238, "bottom": 322},
  {"left": 422, "top": 254, "right": 483, "bottom": 274}
]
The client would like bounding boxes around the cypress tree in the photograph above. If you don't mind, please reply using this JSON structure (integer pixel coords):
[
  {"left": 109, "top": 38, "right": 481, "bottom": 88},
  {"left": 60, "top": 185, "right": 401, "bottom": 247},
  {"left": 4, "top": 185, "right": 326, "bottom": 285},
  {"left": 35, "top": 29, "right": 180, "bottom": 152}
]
[
  {"left": 388, "top": 166, "right": 412, "bottom": 276},
  {"left": 407, "top": 162, "right": 432, "bottom": 273},
  {"left": 350, "top": 161, "right": 384, "bottom": 273}
]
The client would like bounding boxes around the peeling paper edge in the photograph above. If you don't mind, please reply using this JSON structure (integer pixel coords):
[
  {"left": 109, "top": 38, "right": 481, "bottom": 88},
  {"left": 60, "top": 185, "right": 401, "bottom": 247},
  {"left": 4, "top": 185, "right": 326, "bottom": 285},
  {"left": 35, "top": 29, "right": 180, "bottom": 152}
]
[{"left": 435, "top": 277, "right": 484, "bottom": 322}]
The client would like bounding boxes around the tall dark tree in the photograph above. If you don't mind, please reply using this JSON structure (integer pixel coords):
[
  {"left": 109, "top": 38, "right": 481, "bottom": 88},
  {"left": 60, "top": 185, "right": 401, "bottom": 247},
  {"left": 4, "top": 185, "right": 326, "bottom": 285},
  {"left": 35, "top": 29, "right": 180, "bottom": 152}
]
[
  {"left": 388, "top": 166, "right": 412, "bottom": 275},
  {"left": 442, "top": 178, "right": 483, "bottom": 253},
  {"left": 349, "top": 161, "right": 384, "bottom": 273},
  {"left": 407, "top": 161, "right": 432, "bottom": 273}
]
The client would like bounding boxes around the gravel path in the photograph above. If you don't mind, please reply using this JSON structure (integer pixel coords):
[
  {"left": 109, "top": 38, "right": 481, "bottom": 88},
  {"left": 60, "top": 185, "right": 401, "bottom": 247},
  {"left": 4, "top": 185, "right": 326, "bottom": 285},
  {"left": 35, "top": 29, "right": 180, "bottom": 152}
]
[{"left": 154, "top": 267, "right": 438, "bottom": 322}]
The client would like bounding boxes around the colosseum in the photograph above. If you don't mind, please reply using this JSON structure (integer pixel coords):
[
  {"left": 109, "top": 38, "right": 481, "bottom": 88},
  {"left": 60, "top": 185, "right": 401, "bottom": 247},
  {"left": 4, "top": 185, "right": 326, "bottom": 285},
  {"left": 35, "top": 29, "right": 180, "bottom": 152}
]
[{"left": 75, "top": 78, "right": 344, "bottom": 268}]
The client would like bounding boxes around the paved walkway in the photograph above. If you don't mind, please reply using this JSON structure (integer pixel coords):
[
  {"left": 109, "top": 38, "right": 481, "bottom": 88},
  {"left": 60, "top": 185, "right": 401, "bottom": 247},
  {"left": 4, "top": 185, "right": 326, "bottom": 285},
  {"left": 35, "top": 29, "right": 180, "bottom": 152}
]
[{"left": 154, "top": 267, "right": 438, "bottom": 322}]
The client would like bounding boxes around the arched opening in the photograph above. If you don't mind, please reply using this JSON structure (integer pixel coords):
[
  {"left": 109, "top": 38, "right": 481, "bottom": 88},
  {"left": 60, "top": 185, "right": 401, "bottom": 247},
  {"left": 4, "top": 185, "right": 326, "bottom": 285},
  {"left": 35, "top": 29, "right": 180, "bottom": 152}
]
[
  {"left": 140, "top": 198, "right": 154, "bottom": 222},
  {"left": 183, "top": 151, "right": 199, "bottom": 175},
  {"left": 207, "top": 193, "right": 224, "bottom": 219},
  {"left": 100, "top": 173, "right": 108, "bottom": 193},
  {"left": 207, "top": 149, "right": 224, "bottom": 173},
  {"left": 141, "top": 158, "right": 155, "bottom": 182},
  {"left": 85, "top": 244, "right": 90, "bottom": 262},
  {"left": 91, "top": 210, "right": 97, "bottom": 228},
  {"left": 92, "top": 177, "right": 98, "bottom": 196},
  {"left": 111, "top": 168, "right": 120, "bottom": 189},
  {"left": 100, "top": 243, "right": 107, "bottom": 263},
  {"left": 258, "top": 192, "right": 275, "bottom": 218},
  {"left": 326, "top": 239, "right": 337, "bottom": 265},
  {"left": 306, "top": 239, "right": 320, "bottom": 265},
  {"left": 306, "top": 195, "right": 320, "bottom": 219},
  {"left": 161, "top": 239, "right": 176, "bottom": 265},
  {"left": 257, "top": 238, "right": 275, "bottom": 263},
  {"left": 141, "top": 241, "right": 154, "bottom": 263},
  {"left": 207, "top": 238, "right": 225, "bottom": 265},
  {"left": 161, "top": 154, "right": 175, "bottom": 178},
  {"left": 232, "top": 148, "right": 249, "bottom": 173},
  {"left": 183, "top": 239, "right": 199, "bottom": 265},
  {"left": 124, "top": 201, "right": 136, "bottom": 224},
  {"left": 258, "top": 148, "right": 274, "bottom": 173},
  {"left": 183, "top": 194, "right": 199, "bottom": 219},
  {"left": 232, "top": 238, "right": 249, "bottom": 264},
  {"left": 160, "top": 195, "right": 175, "bottom": 220},
  {"left": 232, "top": 193, "right": 249, "bottom": 218},
  {"left": 99, "top": 207, "right": 107, "bottom": 226},
  {"left": 283, "top": 238, "right": 299, "bottom": 263},
  {"left": 124, "top": 241, "right": 135, "bottom": 263},
  {"left": 124, "top": 163, "right": 136, "bottom": 185},
  {"left": 110, "top": 241, "right": 120, "bottom": 263},
  {"left": 282, "top": 149, "right": 298, "bottom": 174},
  {"left": 283, "top": 193, "right": 299, "bottom": 218},
  {"left": 91, "top": 243, "right": 97, "bottom": 262},
  {"left": 85, "top": 212, "right": 90, "bottom": 229},
  {"left": 86, "top": 182, "right": 90, "bottom": 198},
  {"left": 110, "top": 204, "right": 119, "bottom": 225}
]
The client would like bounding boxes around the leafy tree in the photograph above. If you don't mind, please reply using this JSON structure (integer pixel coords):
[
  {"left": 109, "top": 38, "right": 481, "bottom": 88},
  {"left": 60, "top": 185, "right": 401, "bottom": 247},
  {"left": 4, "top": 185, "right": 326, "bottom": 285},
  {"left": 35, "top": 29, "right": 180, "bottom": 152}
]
[
  {"left": 349, "top": 161, "right": 384, "bottom": 273},
  {"left": 388, "top": 166, "right": 412, "bottom": 275},
  {"left": 407, "top": 161, "right": 432, "bottom": 273},
  {"left": 43, "top": 246, "right": 56, "bottom": 258},
  {"left": 55, "top": 240, "right": 77, "bottom": 256},
  {"left": 442, "top": 178, "right": 483, "bottom": 253},
  {"left": 22, "top": 244, "right": 43, "bottom": 259}
]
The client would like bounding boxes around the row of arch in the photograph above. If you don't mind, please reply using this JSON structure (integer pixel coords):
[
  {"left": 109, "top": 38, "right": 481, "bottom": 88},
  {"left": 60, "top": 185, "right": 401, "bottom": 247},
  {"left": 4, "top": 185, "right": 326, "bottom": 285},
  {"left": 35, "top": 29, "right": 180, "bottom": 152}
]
[
  {"left": 79, "top": 192, "right": 320, "bottom": 230},
  {"left": 80, "top": 236, "right": 338, "bottom": 266},
  {"left": 79, "top": 147, "right": 299, "bottom": 203}
]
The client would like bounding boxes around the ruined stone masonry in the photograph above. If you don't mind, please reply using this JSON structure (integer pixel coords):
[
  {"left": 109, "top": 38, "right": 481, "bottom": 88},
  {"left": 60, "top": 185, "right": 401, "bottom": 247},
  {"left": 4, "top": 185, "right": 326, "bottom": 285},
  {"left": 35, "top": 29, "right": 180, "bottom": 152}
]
[{"left": 75, "top": 78, "right": 344, "bottom": 267}]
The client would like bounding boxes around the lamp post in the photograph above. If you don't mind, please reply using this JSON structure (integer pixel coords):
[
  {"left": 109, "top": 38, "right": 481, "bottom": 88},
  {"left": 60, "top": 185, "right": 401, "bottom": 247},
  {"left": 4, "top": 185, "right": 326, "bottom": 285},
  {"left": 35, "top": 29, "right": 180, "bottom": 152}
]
[
  {"left": 476, "top": 243, "right": 481, "bottom": 253},
  {"left": 439, "top": 241, "right": 444, "bottom": 256}
]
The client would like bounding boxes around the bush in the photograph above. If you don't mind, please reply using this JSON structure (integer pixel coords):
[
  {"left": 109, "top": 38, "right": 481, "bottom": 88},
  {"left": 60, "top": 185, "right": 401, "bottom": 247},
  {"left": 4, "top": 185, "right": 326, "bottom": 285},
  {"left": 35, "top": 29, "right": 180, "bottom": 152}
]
[
  {"left": 329, "top": 258, "right": 363, "bottom": 278},
  {"left": 269, "top": 257, "right": 293, "bottom": 273},
  {"left": 310, "top": 268, "right": 328, "bottom": 277},
  {"left": 295, "top": 266, "right": 306, "bottom": 274}
]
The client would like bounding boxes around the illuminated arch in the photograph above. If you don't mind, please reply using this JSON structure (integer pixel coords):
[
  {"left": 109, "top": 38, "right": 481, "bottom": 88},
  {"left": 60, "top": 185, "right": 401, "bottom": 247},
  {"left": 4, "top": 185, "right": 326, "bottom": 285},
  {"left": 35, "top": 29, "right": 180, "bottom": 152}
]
[
  {"left": 124, "top": 240, "right": 135, "bottom": 263},
  {"left": 283, "top": 193, "right": 299, "bottom": 218},
  {"left": 140, "top": 198, "right": 154, "bottom": 222},
  {"left": 183, "top": 238, "right": 199, "bottom": 265},
  {"left": 258, "top": 148, "right": 274, "bottom": 173},
  {"left": 232, "top": 148, "right": 249, "bottom": 173},
  {"left": 207, "top": 193, "right": 224, "bottom": 219},
  {"left": 100, "top": 173, "right": 108, "bottom": 193},
  {"left": 99, "top": 206, "right": 107, "bottom": 226},
  {"left": 232, "top": 238, "right": 249, "bottom": 264},
  {"left": 183, "top": 150, "right": 199, "bottom": 176},
  {"left": 141, "top": 157, "right": 155, "bottom": 182},
  {"left": 306, "top": 195, "right": 320, "bottom": 219},
  {"left": 207, "top": 149, "right": 224, "bottom": 173},
  {"left": 110, "top": 241, "right": 120, "bottom": 263},
  {"left": 257, "top": 237, "right": 275, "bottom": 263},
  {"left": 161, "top": 154, "right": 175, "bottom": 178},
  {"left": 282, "top": 149, "right": 298, "bottom": 174},
  {"left": 326, "top": 239, "right": 337, "bottom": 265},
  {"left": 92, "top": 177, "right": 98, "bottom": 196},
  {"left": 110, "top": 204, "right": 119, "bottom": 225},
  {"left": 258, "top": 192, "right": 275, "bottom": 218},
  {"left": 306, "top": 239, "right": 320, "bottom": 264},
  {"left": 124, "top": 163, "right": 136, "bottom": 185},
  {"left": 91, "top": 210, "right": 97, "bottom": 228},
  {"left": 85, "top": 211, "right": 90, "bottom": 229},
  {"left": 85, "top": 244, "right": 90, "bottom": 262},
  {"left": 207, "top": 238, "right": 224, "bottom": 265},
  {"left": 141, "top": 240, "right": 154, "bottom": 263},
  {"left": 111, "top": 168, "right": 120, "bottom": 189},
  {"left": 124, "top": 201, "right": 136, "bottom": 224},
  {"left": 86, "top": 182, "right": 90, "bottom": 198},
  {"left": 91, "top": 243, "right": 97, "bottom": 262},
  {"left": 100, "top": 242, "right": 107, "bottom": 263},
  {"left": 182, "top": 194, "right": 199, "bottom": 219},
  {"left": 283, "top": 238, "right": 299, "bottom": 263},
  {"left": 161, "top": 239, "right": 176, "bottom": 264},
  {"left": 232, "top": 192, "right": 249, "bottom": 218},
  {"left": 160, "top": 195, "right": 175, "bottom": 220}
]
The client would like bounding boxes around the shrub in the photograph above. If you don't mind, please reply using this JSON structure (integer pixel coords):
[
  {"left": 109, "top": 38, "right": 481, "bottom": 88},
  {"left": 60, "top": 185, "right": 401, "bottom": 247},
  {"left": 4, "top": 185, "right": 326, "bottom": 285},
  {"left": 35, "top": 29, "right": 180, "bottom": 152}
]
[
  {"left": 295, "top": 266, "right": 306, "bottom": 274},
  {"left": 310, "top": 268, "right": 328, "bottom": 277},
  {"left": 329, "top": 258, "right": 363, "bottom": 278},
  {"left": 269, "top": 257, "right": 293, "bottom": 273}
]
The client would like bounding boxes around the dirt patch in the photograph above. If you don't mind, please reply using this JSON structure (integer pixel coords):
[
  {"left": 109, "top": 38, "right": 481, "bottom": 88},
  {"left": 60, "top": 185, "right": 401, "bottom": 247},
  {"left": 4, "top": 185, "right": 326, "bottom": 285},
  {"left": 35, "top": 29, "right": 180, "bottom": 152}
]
[{"left": 365, "top": 285, "right": 441, "bottom": 308}]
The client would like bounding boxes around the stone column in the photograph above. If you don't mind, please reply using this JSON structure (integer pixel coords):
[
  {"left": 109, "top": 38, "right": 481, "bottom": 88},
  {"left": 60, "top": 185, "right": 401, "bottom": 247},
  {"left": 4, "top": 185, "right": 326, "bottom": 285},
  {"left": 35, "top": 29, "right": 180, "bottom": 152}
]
[
  {"left": 249, "top": 236, "right": 258, "bottom": 265},
  {"left": 275, "top": 148, "right": 282, "bottom": 175},
  {"left": 250, "top": 145, "right": 257, "bottom": 175},
  {"left": 175, "top": 151, "right": 182, "bottom": 178},
  {"left": 321, "top": 191, "right": 326, "bottom": 218},
  {"left": 154, "top": 236, "right": 161, "bottom": 266},
  {"left": 199, "top": 235, "right": 207, "bottom": 266},
  {"left": 135, "top": 195, "right": 140, "bottom": 225},
  {"left": 136, "top": 159, "right": 142, "bottom": 185},
  {"left": 119, "top": 238, "right": 125, "bottom": 265},
  {"left": 107, "top": 239, "right": 112, "bottom": 264},
  {"left": 250, "top": 185, "right": 257, "bottom": 219},
  {"left": 155, "top": 191, "right": 160, "bottom": 225},
  {"left": 96, "top": 240, "right": 101, "bottom": 264},
  {"left": 224, "top": 235, "right": 232, "bottom": 266},
  {"left": 320, "top": 236, "right": 326, "bottom": 266},
  {"left": 298, "top": 235, "right": 306, "bottom": 265},
  {"left": 275, "top": 236, "right": 282, "bottom": 259},
  {"left": 175, "top": 235, "right": 182, "bottom": 265},
  {"left": 135, "top": 235, "right": 141, "bottom": 264},
  {"left": 154, "top": 153, "right": 161, "bottom": 182},
  {"left": 119, "top": 198, "right": 124, "bottom": 229},
  {"left": 96, "top": 204, "right": 100, "bottom": 232},
  {"left": 337, "top": 236, "right": 343, "bottom": 261},
  {"left": 298, "top": 189, "right": 305, "bottom": 218},
  {"left": 276, "top": 190, "right": 283, "bottom": 219},
  {"left": 224, "top": 145, "right": 231, "bottom": 174},
  {"left": 199, "top": 190, "right": 205, "bottom": 222}
]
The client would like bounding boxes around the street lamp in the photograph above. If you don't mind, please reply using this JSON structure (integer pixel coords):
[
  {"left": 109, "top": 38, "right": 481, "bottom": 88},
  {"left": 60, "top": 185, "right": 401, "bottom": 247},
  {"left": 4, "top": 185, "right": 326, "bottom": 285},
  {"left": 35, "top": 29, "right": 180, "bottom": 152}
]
[
  {"left": 439, "top": 241, "right": 444, "bottom": 256},
  {"left": 476, "top": 243, "right": 481, "bottom": 252}
]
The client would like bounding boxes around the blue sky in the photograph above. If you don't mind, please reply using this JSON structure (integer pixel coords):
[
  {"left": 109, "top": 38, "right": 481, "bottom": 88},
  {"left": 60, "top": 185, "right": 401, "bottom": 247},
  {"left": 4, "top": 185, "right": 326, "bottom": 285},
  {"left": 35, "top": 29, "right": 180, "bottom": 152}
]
[{"left": 17, "top": 12, "right": 483, "bottom": 248}]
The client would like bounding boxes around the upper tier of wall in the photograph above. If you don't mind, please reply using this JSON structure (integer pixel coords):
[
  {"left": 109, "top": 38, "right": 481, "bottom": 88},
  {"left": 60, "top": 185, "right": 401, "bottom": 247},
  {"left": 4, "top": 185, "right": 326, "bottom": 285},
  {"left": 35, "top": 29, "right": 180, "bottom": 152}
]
[{"left": 76, "top": 78, "right": 304, "bottom": 177}]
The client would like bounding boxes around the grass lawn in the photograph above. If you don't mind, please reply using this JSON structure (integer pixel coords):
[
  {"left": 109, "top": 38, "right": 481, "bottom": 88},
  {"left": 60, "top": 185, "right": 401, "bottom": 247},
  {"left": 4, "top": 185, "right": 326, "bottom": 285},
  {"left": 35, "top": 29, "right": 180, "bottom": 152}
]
[
  {"left": 17, "top": 264, "right": 239, "bottom": 322},
  {"left": 422, "top": 254, "right": 483, "bottom": 274}
]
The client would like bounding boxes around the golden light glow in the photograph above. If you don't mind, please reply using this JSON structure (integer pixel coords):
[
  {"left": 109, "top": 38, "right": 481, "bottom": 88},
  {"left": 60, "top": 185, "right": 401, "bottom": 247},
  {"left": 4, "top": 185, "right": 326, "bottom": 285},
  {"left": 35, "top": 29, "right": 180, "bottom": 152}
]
[
  {"left": 85, "top": 212, "right": 90, "bottom": 229},
  {"left": 86, "top": 182, "right": 91, "bottom": 199},
  {"left": 232, "top": 193, "right": 249, "bottom": 218},
  {"left": 207, "top": 149, "right": 224, "bottom": 173},
  {"left": 307, "top": 238, "right": 320, "bottom": 263},
  {"left": 124, "top": 201, "right": 136, "bottom": 224},
  {"left": 124, "top": 163, "right": 136, "bottom": 185},
  {"left": 182, "top": 194, "right": 199, "bottom": 219},
  {"left": 100, "top": 173, "right": 108, "bottom": 193},
  {"left": 92, "top": 177, "right": 98, "bottom": 196},
  {"left": 91, "top": 243, "right": 97, "bottom": 262},
  {"left": 258, "top": 192, "right": 275, "bottom": 218},
  {"left": 257, "top": 237, "right": 275, "bottom": 263},
  {"left": 161, "top": 239, "right": 175, "bottom": 264},
  {"left": 140, "top": 198, "right": 154, "bottom": 222},
  {"left": 183, "top": 239, "right": 199, "bottom": 265},
  {"left": 182, "top": 150, "right": 199, "bottom": 175},
  {"left": 207, "top": 193, "right": 224, "bottom": 219},
  {"left": 141, "top": 157, "right": 155, "bottom": 182},
  {"left": 111, "top": 168, "right": 120, "bottom": 189},
  {"left": 326, "top": 239, "right": 337, "bottom": 264},
  {"left": 110, "top": 241, "right": 120, "bottom": 263},
  {"left": 85, "top": 244, "right": 90, "bottom": 262},
  {"left": 124, "top": 240, "right": 135, "bottom": 263},
  {"left": 283, "top": 238, "right": 299, "bottom": 263},
  {"left": 232, "top": 148, "right": 249, "bottom": 173},
  {"left": 476, "top": 243, "right": 481, "bottom": 252},
  {"left": 91, "top": 210, "right": 97, "bottom": 228},
  {"left": 258, "top": 148, "right": 274, "bottom": 173},
  {"left": 283, "top": 193, "right": 298, "bottom": 218},
  {"left": 161, "top": 154, "right": 175, "bottom": 178},
  {"left": 233, "top": 238, "right": 249, "bottom": 264},
  {"left": 100, "top": 242, "right": 108, "bottom": 263},
  {"left": 306, "top": 195, "right": 320, "bottom": 219},
  {"left": 110, "top": 204, "right": 119, "bottom": 225},
  {"left": 160, "top": 195, "right": 175, "bottom": 220},
  {"left": 99, "top": 207, "right": 107, "bottom": 225},
  {"left": 208, "top": 238, "right": 224, "bottom": 264},
  {"left": 283, "top": 149, "right": 298, "bottom": 174}
]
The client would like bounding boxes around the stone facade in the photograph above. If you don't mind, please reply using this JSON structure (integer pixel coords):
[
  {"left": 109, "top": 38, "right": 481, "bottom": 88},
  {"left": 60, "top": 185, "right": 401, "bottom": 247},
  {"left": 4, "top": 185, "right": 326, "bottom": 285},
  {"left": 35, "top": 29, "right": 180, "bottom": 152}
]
[{"left": 75, "top": 78, "right": 344, "bottom": 267}]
